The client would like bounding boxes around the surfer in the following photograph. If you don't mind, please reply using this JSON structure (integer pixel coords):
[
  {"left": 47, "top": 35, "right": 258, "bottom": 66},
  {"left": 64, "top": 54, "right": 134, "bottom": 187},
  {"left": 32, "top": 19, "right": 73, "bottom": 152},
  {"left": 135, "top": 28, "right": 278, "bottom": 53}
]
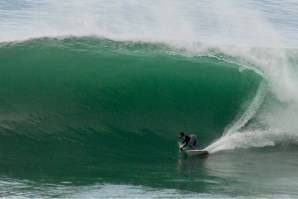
[{"left": 178, "top": 132, "right": 198, "bottom": 150}]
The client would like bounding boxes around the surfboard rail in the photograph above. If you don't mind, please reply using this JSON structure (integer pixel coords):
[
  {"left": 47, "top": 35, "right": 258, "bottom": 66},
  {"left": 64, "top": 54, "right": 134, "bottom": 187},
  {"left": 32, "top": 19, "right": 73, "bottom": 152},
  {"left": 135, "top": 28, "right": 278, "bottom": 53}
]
[
  {"left": 178, "top": 142, "right": 208, "bottom": 156},
  {"left": 184, "top": 149, "right": 208, "bottom": 156}
]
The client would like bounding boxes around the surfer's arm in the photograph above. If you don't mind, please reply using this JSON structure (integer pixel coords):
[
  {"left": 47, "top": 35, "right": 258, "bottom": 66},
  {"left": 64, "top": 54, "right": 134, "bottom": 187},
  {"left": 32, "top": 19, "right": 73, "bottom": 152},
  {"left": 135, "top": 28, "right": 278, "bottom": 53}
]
[{"left": 179, "top": 140, "right": 187, "bottom": 148}]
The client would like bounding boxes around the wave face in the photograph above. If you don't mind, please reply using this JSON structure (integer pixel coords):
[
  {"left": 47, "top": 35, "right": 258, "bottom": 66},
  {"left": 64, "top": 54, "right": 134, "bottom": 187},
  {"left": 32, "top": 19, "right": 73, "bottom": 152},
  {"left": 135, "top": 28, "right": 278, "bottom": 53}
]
[
  {"left": 0, "top": 0, "right": 298, "bottom": 176},
  {"left": 0, "top": 38, "right": 262, "bottom": 167},
  {"left": 0, "top": 36, "right": 298, "bottom": 166}
]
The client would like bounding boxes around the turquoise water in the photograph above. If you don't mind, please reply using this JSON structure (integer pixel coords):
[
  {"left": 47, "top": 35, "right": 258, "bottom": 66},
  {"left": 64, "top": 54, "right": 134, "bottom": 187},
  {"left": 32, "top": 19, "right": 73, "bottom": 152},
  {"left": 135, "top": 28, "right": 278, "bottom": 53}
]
[{"left": 1, "top": 0, "right": 298, "bottom": 198}]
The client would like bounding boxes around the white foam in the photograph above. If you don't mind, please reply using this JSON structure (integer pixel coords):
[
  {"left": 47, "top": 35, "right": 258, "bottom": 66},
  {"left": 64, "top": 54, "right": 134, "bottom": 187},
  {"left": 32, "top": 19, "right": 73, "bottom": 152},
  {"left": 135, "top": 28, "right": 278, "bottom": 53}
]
[{"left": 0, "top": 0, "right": 297, "bottom": 47}]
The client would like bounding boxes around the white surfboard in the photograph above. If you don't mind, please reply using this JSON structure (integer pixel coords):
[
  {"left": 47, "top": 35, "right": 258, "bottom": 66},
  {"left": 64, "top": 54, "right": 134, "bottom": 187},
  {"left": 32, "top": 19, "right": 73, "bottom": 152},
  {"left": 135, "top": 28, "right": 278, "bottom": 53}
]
[
  {"left": 184, "top": 149, "right": 208, "bottom": 156},
  {"left": 178, "top": 142, "right": 208, "bottom": 156}
]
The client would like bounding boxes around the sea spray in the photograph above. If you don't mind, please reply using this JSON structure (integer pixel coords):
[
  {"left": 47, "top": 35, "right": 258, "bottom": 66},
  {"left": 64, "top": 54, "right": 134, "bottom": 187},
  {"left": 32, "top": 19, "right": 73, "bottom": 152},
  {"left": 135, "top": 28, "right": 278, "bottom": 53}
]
[{"left": 205, "top": 81, "right": 268, "bottom": 153}]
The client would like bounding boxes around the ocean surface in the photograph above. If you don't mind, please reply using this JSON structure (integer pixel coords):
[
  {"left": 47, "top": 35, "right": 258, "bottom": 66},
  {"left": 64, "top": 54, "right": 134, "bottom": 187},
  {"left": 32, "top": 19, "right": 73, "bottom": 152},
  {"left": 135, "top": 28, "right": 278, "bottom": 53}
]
[{"left": 1, "top": 0, "right": 298, "bottom": 198}]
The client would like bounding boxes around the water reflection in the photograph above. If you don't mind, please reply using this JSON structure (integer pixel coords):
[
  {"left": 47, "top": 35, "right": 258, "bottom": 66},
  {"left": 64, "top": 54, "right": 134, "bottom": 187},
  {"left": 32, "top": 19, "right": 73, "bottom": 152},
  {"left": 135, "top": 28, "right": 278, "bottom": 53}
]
[
  {"left": 177, "top": 153, "right": 208, "bottom": 176},
  {"left": 177, "top": 150, "right": 298, "bottom": 196}
]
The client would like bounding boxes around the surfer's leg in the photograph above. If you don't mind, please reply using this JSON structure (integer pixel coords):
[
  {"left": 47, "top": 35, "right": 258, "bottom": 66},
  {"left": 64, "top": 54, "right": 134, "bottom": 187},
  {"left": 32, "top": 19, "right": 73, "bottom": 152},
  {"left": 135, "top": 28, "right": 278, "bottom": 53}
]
[{"left": 189, "top": 135, "right": 198, "bottom": 149}]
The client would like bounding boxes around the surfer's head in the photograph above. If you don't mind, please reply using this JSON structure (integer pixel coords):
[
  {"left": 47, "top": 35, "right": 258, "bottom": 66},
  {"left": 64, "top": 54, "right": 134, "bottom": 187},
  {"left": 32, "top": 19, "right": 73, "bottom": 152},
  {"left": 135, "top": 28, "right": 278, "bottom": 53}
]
[{"left": 179, "top": 132, "right": 185, "bottom": 139}]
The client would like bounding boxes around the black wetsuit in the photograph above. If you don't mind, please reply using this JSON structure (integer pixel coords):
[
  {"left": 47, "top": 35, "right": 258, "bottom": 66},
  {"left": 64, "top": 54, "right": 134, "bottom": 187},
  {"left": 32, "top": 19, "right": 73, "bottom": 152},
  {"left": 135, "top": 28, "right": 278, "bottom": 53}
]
[
  {"left": 181, "top": 135, "right": 197, "bottom": 149},
  {"left": 181, "top": 135, "right": 191, "bottom": 148}
]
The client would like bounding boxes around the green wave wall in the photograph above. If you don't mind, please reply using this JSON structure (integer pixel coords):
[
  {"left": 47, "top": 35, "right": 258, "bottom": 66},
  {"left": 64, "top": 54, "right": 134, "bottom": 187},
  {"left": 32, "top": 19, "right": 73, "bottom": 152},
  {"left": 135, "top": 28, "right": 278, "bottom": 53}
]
[{"left": 0, "top": 37, "right": 261, "bottom": 175}]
